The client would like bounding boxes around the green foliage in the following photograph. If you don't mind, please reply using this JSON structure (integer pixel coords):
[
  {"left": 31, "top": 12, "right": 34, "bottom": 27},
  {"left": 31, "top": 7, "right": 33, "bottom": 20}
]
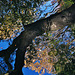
[
  {"left": 58, "top": 60, "right": 75, "bottom": 75},
  {"left": 24, "top": 26, "right": 75, "bottom": 75},
  {"left": 71, "top": 24, "right": 75, "bottom": 37},
  {"left": 0, "top": 0, "right": 75, "bottom": 75},
  {"left": 1, "top": 0, "right": 74, "bottom": 39},
  {"left": 57, "top": 0, "right": 74, "bottom": 12},
  {"left": 0, "top": 0, "right": 51, "bottom": 39}
]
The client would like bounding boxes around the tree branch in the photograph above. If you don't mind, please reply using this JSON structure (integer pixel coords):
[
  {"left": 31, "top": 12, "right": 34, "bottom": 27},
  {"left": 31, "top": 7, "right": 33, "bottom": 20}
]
[{"left": 0, "top": 3, "right": 75, "bottom": 75}]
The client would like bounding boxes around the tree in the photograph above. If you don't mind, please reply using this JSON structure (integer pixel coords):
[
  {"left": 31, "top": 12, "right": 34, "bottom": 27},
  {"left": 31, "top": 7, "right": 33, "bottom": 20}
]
[
  {"left": 0, "top": 0, "right": 74, "bottom": 39},
  {"left": 0, "top": 0, "right": 75, "bottom": 75},
  {"left": 24, "top": 26, "right": 75, "bottom": 75}
]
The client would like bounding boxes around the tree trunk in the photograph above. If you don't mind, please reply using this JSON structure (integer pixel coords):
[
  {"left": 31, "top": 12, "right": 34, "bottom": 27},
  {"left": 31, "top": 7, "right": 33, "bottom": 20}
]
[{"left": 0, "top": 3, "right": 75, "bottom": 75}]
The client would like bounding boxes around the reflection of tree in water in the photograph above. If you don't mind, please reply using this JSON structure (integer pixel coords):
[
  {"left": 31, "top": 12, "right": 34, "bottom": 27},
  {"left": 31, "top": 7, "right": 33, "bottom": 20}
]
[{"left": 24, "top": 26, "right": 75, "bottom": 75}]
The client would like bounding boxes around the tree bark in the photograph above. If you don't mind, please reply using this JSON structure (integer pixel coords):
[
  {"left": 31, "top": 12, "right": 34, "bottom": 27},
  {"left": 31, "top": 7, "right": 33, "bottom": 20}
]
[{"left": 0, "top": 3, "right": 75, "bottom": 75}]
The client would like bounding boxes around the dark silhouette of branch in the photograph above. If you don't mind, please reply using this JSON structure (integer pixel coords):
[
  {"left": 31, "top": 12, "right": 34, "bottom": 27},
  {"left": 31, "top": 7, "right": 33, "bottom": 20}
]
[{"left": 0, "top": 3, "right": 75, "bottom": 75}]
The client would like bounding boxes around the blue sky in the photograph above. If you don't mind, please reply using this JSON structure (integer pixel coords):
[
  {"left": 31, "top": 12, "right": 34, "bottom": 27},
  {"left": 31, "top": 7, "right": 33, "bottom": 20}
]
[
  {"left": 0, "top": 26, "right": 75, "bottom": 74},
  {"left": 0, "top": 0, "right": 75, "bottom": 75},
  {"left": 22, "top": 67, "right": 53, "bottom": 75}
]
